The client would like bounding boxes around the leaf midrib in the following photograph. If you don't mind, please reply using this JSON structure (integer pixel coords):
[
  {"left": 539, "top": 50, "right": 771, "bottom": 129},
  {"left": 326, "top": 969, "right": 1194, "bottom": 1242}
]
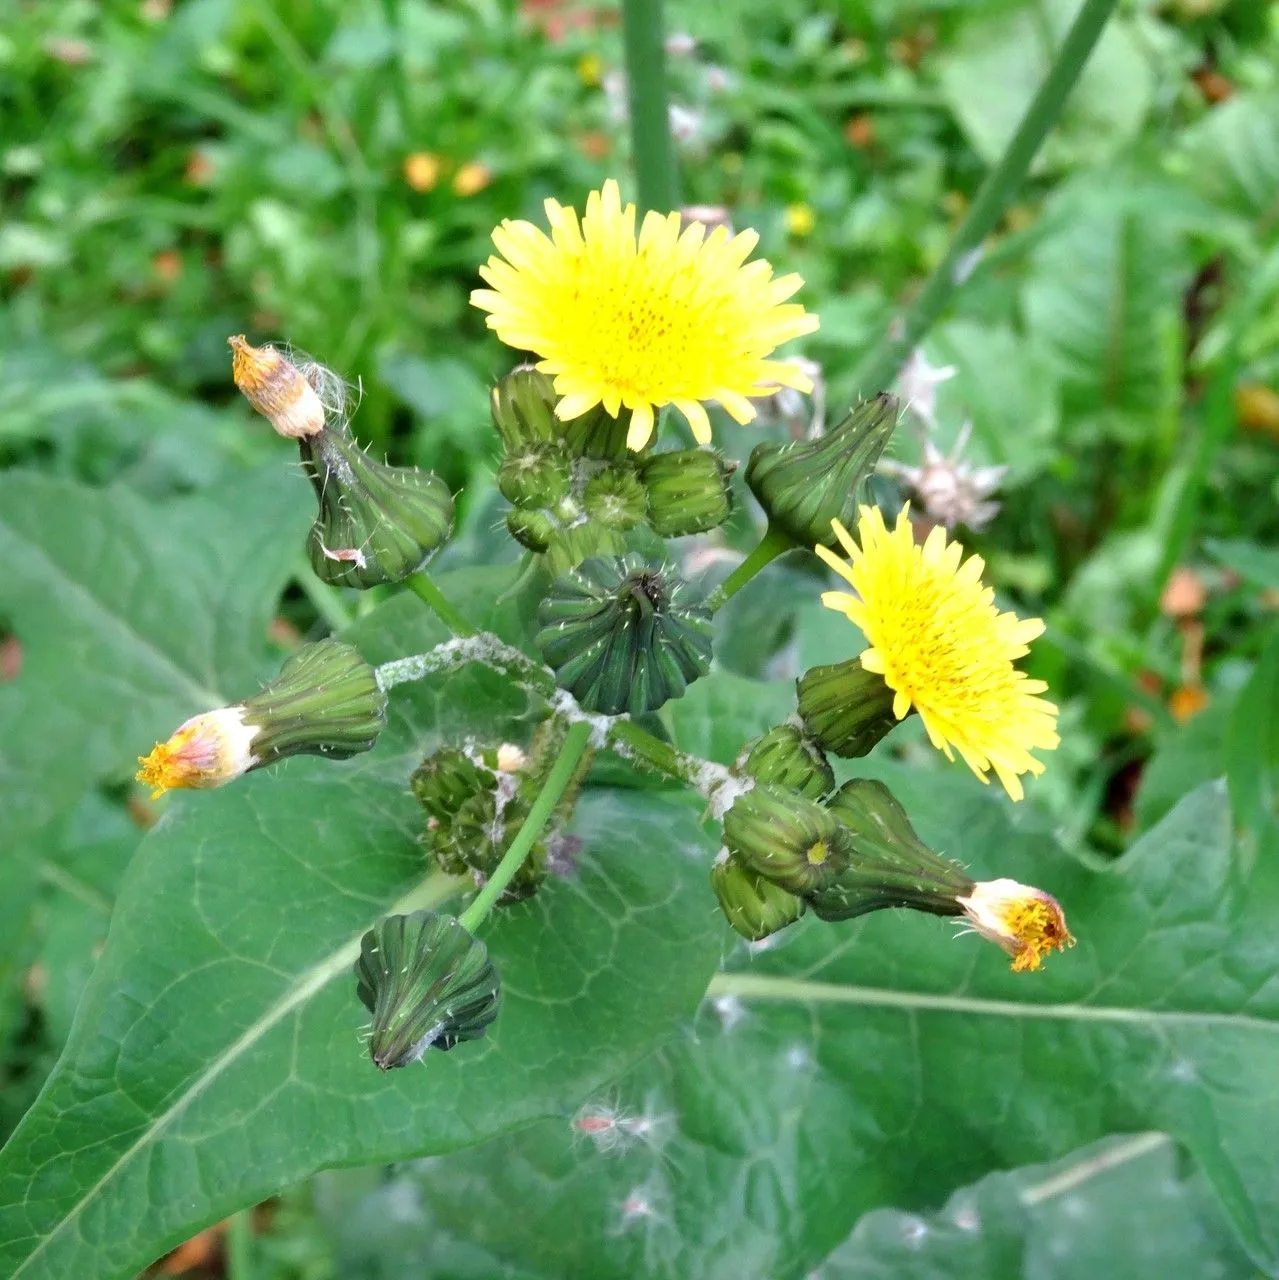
[
  {"left": 709, "top": 971, "right": 1279, "bottom": 1034},
  {"left": 8, "top": 872, "right": 457, "bottom": 1278}
]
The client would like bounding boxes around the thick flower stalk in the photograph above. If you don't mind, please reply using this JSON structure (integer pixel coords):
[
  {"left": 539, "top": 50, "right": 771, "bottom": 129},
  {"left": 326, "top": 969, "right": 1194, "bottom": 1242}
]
[
  {"left": 471, "top": 179, "right": 819, "bottom": 450},
  {"left": 817, "top": 507, "right": 1059, "bottom": 801}
]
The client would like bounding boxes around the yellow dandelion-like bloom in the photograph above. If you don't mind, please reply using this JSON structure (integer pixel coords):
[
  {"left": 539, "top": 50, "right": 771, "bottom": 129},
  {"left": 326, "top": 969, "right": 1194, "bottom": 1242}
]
[
  {"left": 471, "top": 179, "right": 820, "bottom": 451},
  {"left": 816, "top": 506, "right": 1060, "bottom": 801},
  {"left": 136, "top": 708, "right": 259, "bottom": 799}
]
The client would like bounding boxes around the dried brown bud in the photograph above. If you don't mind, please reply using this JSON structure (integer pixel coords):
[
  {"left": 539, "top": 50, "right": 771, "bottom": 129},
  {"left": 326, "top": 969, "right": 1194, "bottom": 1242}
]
[{"left": 228, "top": 335, "right": 325, "bottom": 438}]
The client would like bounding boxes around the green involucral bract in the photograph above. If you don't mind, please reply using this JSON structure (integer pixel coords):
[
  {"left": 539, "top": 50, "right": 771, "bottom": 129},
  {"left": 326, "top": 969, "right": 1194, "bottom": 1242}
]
[
  {"left": 355, "top": 911, "right": 501, "bottom": 1070},
  {"left": 535, "top": 555, "right": 713, "bottom": 715}
]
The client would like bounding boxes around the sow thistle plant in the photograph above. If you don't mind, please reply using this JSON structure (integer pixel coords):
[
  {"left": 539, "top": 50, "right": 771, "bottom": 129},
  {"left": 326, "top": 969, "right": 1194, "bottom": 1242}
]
[{"left": 138, "top": 181, "right": 1072, "bottom": 1073}]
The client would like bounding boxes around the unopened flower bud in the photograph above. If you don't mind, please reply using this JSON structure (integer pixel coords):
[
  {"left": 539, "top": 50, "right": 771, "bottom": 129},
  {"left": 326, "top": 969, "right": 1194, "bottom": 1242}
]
[
  {"left": 739, "top": 724, "right": 833, "bottom": 800},
  {"left": 354, "top": 910, "right": 501, "bottom": 1069},
  {"left": 723, "top": 783, "right": 850, "bottom": 895},
  {"left": 136, "top": 639, "right": 385, "bottom": 798},
  {"left": 498, "top": 445, "right": 573, "bottom": 508},
  {"left": 300, "top": 427, "right": 454, "bottom": 588},
  {"left": 956, "top": 878, "right": 1075, "bottom": 973},
  {"left": 711, "top": 850, "right": 805, "bottom": 941},
  {"left": 490, "top": 366, "right": 560, "bottom": 450},
  {"left": 410, "top": 746, "right": 495, "bottom": 826},
  {"left": 536, "top": 556, "right": 713, "bottom": 714},
  {"left": 228, "top": 335, "right": 326, "bottom": 438},
  {"left": 807, "top": 779, "right": 973, "bottom": 921},
  {"left": 796, "top": 659, "right": 899, "bottom": 758},
  {"left": 451, "top": 790, "right": 549, "bottom": 902},
  {"left": 583, "top": 465, "right": 648, "bottom": 530},
  {"left": 640, "top": 448, "right": 735, "bottom": 536},
  {"left": 745, "top": 393, "right": 899, "bottom": 548},
  {"left": 506, "top": 507, "right": 556, "bottom": 552}
]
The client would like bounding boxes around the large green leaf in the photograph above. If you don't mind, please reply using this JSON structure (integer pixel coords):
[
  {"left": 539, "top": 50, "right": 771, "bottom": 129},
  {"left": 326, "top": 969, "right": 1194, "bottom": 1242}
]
[
  {"left": 1179, "top": 92, "right": 1279, "bottom": 226},
  {"left": 323, "top": 1132, "right": 1251, "bottom": 1279},
  {"left": 1021, "top": 179, "right": 1193, "bottom": 424},
  {"left": 0, "top": 590, "right": 725, "bottom": 1280},
  {"left": 0, "top": 469, "right": 310, "bottom": 850},
  {"left": 312, "top": 773, "right": 1279, "bottom": 1277}
]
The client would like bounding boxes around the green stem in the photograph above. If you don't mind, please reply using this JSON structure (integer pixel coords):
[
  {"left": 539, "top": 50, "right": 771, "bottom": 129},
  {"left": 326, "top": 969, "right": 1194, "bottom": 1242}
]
[
  {"left": 706, "top": 526, "right": 794, "bottom": 613},
  {"left": 847, "top": 0, "right": 1119, "bottom": 395},
  {"left": 404, "top": 572, "right": 476, "bottom": 636},
  {"left": 226, "top": 1210, "right": 253, "bottom": 1280},
  {"left": 460, "top": 720, "right": 593, "bottom": 931},
  {"left": 621, "top": 0, "right": 678, "bottom": 213}
]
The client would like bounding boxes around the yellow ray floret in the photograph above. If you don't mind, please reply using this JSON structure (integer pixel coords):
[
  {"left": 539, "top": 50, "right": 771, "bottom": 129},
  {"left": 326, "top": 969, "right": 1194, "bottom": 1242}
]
[
  {"left": 471, "top": 179, "right": 820, "bottom": 450},
  {"left": 816, "top": 506, "right": 1060, "bottom": 801}
]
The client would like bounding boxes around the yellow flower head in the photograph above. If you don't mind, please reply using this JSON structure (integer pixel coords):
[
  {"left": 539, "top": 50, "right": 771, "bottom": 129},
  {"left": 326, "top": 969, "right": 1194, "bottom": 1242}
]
[
  {"left": 136, "top": 708, "right": 258, "bottom": 799},
  {"left": 471, "top": 179, "right": 820, "bottom": 450},
  {"left": 957, "top": 878, "right": 1075, "bottom": 972},
  {"left": 816, "top": 506, "right": 1060, "bottom": 800}
]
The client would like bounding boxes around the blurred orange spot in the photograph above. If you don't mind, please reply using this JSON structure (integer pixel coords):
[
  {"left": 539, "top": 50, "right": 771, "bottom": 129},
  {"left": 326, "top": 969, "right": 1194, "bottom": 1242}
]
[
  {"left": 1191, "top": 66, "right": 1233, "bottom": 104},
  {"left": 152, "top": 250, "right": 182, "bottom": 285},
  {"left": 127, "top": 793, "right": 158, "bottom": 831},
  {"left": 1160, "top": 567, "right": 1206, "bottom": 618},
  {"left": 844, "top": 114, "right": 875, "bottom": 149},
  {"left": 403, "top": 151, "right": 442, "bottom": 192},
  {"left": 0, "top": 635, "right": 21, "bottom": 681},
  {"left": 1235, "top": 382, "right": 1279, "bottom": 438},
  {"left": 453, "top": 161, "right": 492, "bottom": 197},
  {"left": 267, "top": 616, "right": 302, "bottom": 647},
  {"left": 184, "top": 150, "right": 215, "bottom": 187},
  {"left": 1169, "top": 685, "right": 1210, "bottom": 723},
  {"left": 575, "top": 130, "right": 612, "bottom": 161},
  {"left": 155, "top": 1224, "right": 224, "bottom": 1275}
]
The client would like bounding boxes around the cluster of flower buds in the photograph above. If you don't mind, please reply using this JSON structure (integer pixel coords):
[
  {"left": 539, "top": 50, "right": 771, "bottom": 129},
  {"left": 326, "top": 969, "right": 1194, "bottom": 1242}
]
[
  {"left": 411, "top": 719, "right": 592, "bottom": 905},
  {"left": 136, "top": 639, "right": 387, "bottom": 798},
  {"left": 230, "top": 336, "right": 454, "bottom": 587},
  {"left": 716, "top": 732, "right": 1073, "bottom": 971},
  {"left": 710, "top": 690, "right": 1073, "bottom": 971},
  {"left": 492, "top": 368, "right": 735, "bottom": 575},
  {"left": 355, "top": 910, "right": 501, "bottom": 1069}
]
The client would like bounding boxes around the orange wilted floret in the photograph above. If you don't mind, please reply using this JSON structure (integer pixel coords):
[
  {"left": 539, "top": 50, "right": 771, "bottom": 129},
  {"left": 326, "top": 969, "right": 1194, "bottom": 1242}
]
[
  {"left": 957, "top": 878, "right": 1075, "bottom": 973},
  {"left": 136, "top": 708, "right": 259, "bottom": 799},
  {"left": 228, "top": 335, "right": 325, "bottom": 439}
]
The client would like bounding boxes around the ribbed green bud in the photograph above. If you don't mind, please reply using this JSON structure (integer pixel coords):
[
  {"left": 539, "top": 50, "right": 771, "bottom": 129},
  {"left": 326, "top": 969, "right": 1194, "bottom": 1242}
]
[
  {"left": 536, "top": 556, "right": 713, "bottom": 715},
  {"left": 808, "top": 779, "right": 975, "bottom": 922},
  {"left": 711, "top": 850, "right": 806, "bottom": 941},
  {"left": 797, "top": 659, "right": 900, "bottom": 758},
  {"left": 640, "top": 448, "right": 735, "bottom": 537},
  {"left": 300, "top": 426, "right": 454, "bottom": 587},
  {"left": 561, "top": 406, "right": 634, "bottom": 461},
  {"left": 490, "top": 366, "right": 559, "bottom": 450},
  {"left": 723, "top": 783, "right": 850, "bottom": 895},
  {"left": 740, "top": 724, "right": 834, "bottom": 800},
  {"left": 543, "top": 521, "right": 629, "bottom": 576},
  {"left": 241, "top": 638, "right": 386, "bottom": 765},
  {"left": 410, "top": 746, "right": 494, "bottom": 825},
  {"left": 355, "top": 911, "right": 501, "bottom": 1069},
  {"left": 583, "top": 465, "right": 647, "bottom": 530},
  {"left": 505, "top": 508, "right": 554, "bottom": 553},
  {"left": 745, "top": 393, "right": 898, "bottom": 548},
  {"left": 498, "top": 445, "right": 573, "bottom": 508}
]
